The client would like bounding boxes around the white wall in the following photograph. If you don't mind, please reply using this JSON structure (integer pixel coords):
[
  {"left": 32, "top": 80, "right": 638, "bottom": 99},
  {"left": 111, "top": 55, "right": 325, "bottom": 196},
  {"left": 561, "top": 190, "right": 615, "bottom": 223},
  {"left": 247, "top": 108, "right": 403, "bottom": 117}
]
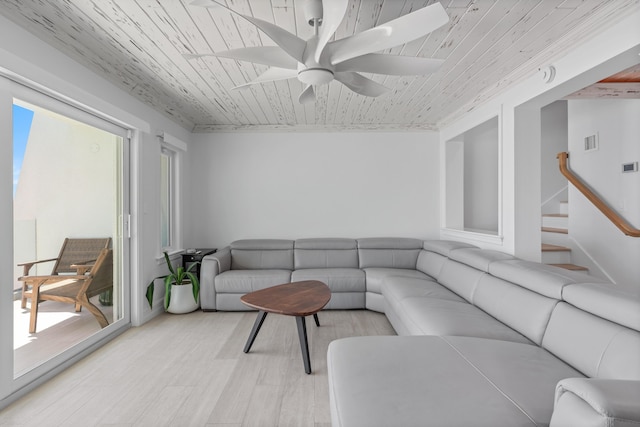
[
  {"left": 541, "top": 101, "right": 568, "bottom": 214},
  {"left": 463, "top": 117, "right": 499, "bottom": 233},
  {"left": 187, "top": 131, "right": 440, "bottom": 248},
  {"left": 567, "top": 99, "right": 640, "bottom": 289},
  {"left": 439, "top": 8, "right": 640, "bottom": 264}
]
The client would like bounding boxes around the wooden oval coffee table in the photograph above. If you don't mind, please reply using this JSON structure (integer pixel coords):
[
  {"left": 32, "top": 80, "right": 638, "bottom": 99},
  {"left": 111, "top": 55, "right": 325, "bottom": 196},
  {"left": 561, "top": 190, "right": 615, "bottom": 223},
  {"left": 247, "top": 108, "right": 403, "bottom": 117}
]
[{"left": 240, "top": 280, "right": 331, "bottom": 374}]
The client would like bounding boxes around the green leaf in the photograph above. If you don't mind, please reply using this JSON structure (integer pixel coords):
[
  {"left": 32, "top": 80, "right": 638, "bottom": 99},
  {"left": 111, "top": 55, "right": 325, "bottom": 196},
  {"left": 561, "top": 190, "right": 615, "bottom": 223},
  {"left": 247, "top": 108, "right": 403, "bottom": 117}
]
[
  {"left": 145, "top": 282, "right": 155, "bottom": 308},
  {"left": 186, "top": 261, "right": 200, "bottom": 273},
  {"left": 185, "top": 271, "right": 200, "bottom": 302},
  {"left": 164, "top": 275, "right": 174, "bottom": 311},
  {"left": 163, "top": 251, "right": 176, "bottom": 276}
]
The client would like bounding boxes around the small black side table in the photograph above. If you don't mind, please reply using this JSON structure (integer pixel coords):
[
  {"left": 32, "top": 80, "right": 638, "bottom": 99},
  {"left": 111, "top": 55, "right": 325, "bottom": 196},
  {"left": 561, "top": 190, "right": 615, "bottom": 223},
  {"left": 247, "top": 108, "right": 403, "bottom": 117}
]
[{"left": 182, "top": 248, "right": 217, "bottom": 279}]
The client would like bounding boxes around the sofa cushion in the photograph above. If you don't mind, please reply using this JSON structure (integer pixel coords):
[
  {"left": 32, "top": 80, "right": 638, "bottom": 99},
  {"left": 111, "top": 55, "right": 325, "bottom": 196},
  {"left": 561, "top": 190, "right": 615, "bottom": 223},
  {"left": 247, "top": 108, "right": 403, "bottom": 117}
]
[
  {"left": 422, "top": 239, "right": 478, "bottom": 256},
  {"left": 415, "top": 250, "right": 447, "bottom": 279},
  {"left": 381, "top": 276, "right": 462, "bottom": 307},
  {"left": 230, "top": 239, "right": 294, "bottom": 270},
  {"left": 294, "top": 238, "right": 358, "bottom": 269},
  {"left": 542, "top": 302, "right": 640, "bottom": 380},
  {"left": 328, "top": 335, "right": 582, "bottom": 427},
  {"left": 488, "top": 259, "right": 601, "bottom": 299},
  {"left": 357, "top": 237, "right": 422, "bottom": 269},
  {"left": 562, "top": 282, "right": 640, "bottom": 332},
  {"left": 291, "top": 268, "right": 365, "bottom": 293},
  {"left": 387, "top": 297, "right": 531, "bottom": 343},
  {"left": 215, "top": 269, "right": 292, "bottom": 293},
  {"left": 363, "top": 268, "right": 430, "bottom": 294},
  {"left": 448, "top": 247, "right": 516, "bottom": 272},
  {"left": 473, "top": 275, "right": 559, "bottom": 345},
  {"left": 437, "top": 259, "right": 486, "bottom": 303}
]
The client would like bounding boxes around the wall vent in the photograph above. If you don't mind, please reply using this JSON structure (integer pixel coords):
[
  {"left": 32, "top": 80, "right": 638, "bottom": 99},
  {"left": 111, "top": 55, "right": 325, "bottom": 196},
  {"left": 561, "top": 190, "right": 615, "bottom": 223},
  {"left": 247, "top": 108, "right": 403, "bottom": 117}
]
[{"left": 584, "top": 133, "right": 598, "bottom": 151}]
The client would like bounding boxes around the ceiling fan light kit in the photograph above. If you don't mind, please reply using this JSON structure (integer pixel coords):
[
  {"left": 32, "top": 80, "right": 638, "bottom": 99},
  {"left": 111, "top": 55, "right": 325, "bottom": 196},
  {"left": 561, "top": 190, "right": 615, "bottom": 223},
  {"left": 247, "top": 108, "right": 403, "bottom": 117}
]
[
  {"left": 188, "top": 0, "right": 449, "bottom": 104},
  {"left": 298, "top": 68, "right": 334, "bottom": 86}
]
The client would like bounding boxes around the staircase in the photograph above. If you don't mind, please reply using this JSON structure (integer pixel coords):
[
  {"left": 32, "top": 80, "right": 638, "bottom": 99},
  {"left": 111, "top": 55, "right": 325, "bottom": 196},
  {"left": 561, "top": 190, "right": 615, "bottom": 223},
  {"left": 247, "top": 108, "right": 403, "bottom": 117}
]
[{"left": 541, "top": 201, "right": 588, "bottom": 272}]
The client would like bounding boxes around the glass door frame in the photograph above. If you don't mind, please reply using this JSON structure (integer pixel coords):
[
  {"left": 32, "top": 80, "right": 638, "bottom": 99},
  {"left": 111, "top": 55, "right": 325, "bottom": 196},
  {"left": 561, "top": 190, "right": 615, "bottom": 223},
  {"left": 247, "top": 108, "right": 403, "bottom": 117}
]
[{"left": 0, "top": 74, "right": 133, "bottom": 403}]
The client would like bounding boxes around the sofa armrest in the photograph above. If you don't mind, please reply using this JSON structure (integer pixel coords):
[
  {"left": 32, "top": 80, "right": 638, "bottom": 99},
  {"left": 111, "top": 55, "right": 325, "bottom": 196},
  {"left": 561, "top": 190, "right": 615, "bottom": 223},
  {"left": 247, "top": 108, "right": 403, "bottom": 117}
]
[
  {"left": 200, "top": 247, "right": 231, "bottom": 311},
  {"left": 550, "top": 378, "right": 640, "bottom": 427},
  {"left": 207, "top": 247, "right": 231, "bottom": 274}
]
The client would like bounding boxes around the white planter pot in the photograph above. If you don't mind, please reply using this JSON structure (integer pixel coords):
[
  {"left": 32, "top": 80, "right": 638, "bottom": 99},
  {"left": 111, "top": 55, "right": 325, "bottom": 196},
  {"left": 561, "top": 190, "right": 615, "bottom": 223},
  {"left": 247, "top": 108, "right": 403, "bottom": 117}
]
[{"left": 166, "top": 282, "right": 200, "bottom": 314}]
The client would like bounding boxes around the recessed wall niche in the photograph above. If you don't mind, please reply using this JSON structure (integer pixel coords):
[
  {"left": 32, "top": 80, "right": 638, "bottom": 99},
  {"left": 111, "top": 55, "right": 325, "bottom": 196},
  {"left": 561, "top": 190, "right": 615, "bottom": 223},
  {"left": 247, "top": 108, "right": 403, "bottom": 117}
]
[{"left": 445, "top": 117, "right": 499, "bottom": 235}]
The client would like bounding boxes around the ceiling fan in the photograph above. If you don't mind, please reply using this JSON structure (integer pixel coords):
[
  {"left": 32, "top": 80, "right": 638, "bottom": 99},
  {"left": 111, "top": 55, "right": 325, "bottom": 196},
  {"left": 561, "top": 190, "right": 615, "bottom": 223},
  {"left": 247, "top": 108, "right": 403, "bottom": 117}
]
[{"left": 187, "top": 0, "right": 449, "bottom": 104}]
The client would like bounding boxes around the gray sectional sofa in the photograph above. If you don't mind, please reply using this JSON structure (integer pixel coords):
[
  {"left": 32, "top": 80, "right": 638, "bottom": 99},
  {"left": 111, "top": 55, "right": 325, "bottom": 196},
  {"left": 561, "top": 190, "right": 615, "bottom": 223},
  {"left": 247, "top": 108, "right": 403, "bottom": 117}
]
[{"left": 200, "top": 238, "right": 640, "bottom": 427}]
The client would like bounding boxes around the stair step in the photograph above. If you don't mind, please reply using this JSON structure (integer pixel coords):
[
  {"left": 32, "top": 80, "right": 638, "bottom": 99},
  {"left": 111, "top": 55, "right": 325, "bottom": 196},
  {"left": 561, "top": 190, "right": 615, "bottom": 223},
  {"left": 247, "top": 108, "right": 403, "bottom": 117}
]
[
  {"left": 550, "top": 263, "right": 588, "bottom": 271},
  {"left": 542, "top": 214, "right": 568, "bottom": 229},
  {"left": 542, "top": 244, "right": 571, "bottom": 252},
  {"left": 541, "top": 246, "right": 571, "bottom": 264},
  {"left": 542, "top": 227, "right": 568, "bottom": 234}
]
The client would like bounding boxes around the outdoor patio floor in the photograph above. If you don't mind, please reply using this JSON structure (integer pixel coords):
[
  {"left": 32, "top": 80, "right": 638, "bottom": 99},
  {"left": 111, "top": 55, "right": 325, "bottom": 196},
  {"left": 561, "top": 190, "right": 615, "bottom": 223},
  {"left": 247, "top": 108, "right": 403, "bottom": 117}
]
[{"left": 13, "top": 297, "right": 114, "bottom": 376}]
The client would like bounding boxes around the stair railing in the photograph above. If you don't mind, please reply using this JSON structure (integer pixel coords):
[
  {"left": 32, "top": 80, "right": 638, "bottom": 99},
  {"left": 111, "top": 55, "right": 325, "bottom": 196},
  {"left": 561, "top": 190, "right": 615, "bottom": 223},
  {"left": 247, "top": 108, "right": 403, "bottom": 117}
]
[{"left": 557, "top": 152, "right": 640, "bottom": 237}]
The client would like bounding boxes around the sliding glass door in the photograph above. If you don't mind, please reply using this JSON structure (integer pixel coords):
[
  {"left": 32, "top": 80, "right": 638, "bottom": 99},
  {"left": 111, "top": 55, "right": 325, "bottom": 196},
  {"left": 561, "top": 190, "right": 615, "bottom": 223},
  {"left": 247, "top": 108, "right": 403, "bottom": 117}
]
[{"left": 1, "top": 76, "right": 130, "bottom": 400}]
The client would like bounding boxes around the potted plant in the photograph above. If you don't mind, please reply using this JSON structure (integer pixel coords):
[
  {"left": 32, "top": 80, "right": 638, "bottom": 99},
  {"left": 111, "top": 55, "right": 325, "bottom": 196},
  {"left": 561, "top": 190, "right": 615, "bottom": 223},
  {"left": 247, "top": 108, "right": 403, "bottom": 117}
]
[{"left": 146, "top": 251, "right": 200, "bottom": 313}]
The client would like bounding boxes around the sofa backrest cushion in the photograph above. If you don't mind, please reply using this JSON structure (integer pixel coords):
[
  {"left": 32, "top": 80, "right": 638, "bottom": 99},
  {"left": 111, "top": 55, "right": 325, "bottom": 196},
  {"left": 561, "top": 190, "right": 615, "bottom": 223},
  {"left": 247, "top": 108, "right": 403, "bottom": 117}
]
[
  {"left": 294, "top": 238, "right": 359, "bottom": 269},
  {"left": 357, "top": 238, "right": 422, "bottom": 269},
  {"left": 542, "top": 302, "right": 640, "bottom": 380},
  {"left": 473, "top": 275, "right": 558, "bottom": 345},
  {"left": 562, "top": 283, "right": 640, "bottom": 331},
  {"left": 422, "top": 240, "right": 478, "bottom": 256},
  {"left": 437, "top": 259, "right": 485, "bottom": 303},
  {"left": 448, "top": 248, "right": 515, "bottom": 273},
  {"left": 230, "top": 239, "right": 294, "bottom": 270},
  {"left": 415, "top": 250, "right": 448, "bottom": 280},
  {"left": 488, "top": 259, "right": 595, "bottom": 299}
]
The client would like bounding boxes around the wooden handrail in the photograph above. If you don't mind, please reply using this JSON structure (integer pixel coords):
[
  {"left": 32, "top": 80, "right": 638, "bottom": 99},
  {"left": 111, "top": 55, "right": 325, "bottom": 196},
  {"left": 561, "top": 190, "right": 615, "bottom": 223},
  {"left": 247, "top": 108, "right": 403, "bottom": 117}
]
[{"left": 557, "top": 152, "right": 640, "bottom": 237}]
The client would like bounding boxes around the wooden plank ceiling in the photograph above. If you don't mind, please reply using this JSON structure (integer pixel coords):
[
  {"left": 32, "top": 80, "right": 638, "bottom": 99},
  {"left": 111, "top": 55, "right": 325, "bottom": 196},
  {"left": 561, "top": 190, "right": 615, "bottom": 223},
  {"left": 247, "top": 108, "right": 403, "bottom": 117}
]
[
  {"left": 565, "top": 64, "right": 640, "bottom": 99},
  {"left": 0, "top": 0, "right": 637, "bottom": 132}
]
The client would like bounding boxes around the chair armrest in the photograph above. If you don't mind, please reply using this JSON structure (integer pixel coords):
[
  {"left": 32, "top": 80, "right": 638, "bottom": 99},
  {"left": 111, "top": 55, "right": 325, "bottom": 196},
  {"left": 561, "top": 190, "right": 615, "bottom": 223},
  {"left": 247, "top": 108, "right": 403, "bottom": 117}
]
[
  {"left": 19, "top": 275, "right": 86, "bottom": 294},
  {"left": 71, "top": 262, "right": 95, "bottom": 275},
  {"left": 550, "top": 378, "right": 640, "bottom": 427},
  {"left": 200, "top": 247, "right": 231, "bottom": 311},
  {"left": 17, "top": 258, "right": 58, "bottom": 275}
]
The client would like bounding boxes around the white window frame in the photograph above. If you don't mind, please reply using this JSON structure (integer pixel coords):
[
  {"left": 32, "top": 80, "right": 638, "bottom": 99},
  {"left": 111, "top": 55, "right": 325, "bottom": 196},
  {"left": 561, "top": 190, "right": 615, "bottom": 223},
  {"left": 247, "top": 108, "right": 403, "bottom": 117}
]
[{"left": 158, "top": 133, "right": 186, "bottom": 257}]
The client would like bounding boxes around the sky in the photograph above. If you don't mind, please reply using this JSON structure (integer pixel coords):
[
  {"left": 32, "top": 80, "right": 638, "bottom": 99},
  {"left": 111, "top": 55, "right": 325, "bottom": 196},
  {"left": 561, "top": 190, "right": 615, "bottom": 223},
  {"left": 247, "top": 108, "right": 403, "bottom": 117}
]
[{"left": 13, "top": 104, "right": 33, "bottom": 197}]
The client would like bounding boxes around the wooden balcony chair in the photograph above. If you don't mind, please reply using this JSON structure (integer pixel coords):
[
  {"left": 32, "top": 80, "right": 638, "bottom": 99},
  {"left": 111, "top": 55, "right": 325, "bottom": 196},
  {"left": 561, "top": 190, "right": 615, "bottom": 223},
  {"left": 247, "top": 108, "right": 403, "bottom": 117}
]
[
  {"left": 18, "top": 248, "right": 113, "bottom": 334},
  {"left": 18, "top": 237, "right": 111, "bottom": 309}
]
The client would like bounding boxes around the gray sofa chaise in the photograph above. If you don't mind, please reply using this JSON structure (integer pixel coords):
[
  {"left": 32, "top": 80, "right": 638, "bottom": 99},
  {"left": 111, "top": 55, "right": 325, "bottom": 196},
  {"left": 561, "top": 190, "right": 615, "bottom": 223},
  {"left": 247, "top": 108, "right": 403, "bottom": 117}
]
[{"left": 200, "top": 238, "right": 640, "bottom": 427}]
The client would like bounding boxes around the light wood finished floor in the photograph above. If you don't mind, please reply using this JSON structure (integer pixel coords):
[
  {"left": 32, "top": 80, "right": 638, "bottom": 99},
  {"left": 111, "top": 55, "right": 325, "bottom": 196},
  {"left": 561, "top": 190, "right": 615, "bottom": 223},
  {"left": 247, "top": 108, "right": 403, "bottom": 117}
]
[{"left": 1, "top": 309, "right": 395, "bottom": 426}]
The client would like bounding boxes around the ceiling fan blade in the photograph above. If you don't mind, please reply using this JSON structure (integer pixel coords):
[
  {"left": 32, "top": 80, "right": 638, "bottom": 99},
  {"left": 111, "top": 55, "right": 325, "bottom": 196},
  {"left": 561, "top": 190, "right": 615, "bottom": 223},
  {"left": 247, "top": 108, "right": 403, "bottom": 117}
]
[
  {"left": 327, "top": 2, "right": 449, "bottom": 65},
  {"left": 190, "top": 0, "right": 306, "bottom": 62},
  {"left": 314, "top": 0, "right": 349, "bottom": 63},
  {"left": 334, "top": 54, "right": 444, "bottom": 75},
  {"left": 334, "top": 72, "right": 390, "bottom": 97},
  {"left": 184, "top": 47, "right": 298, "bottom": 69},
  {"left": 232, "top": 67, "right": 298, "bottom": 90},
  {"left": 299, "top": 84, "right": 315, "bottom": 104}
]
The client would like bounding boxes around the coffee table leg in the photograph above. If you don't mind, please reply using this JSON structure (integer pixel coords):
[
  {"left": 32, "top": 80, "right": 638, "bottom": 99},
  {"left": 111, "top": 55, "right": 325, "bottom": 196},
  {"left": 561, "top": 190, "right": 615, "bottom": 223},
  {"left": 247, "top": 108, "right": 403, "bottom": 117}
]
[
  {"left": 313, "top": 313, "right": 320, "bottom": 327},
  {"left": 244, "top": 310, "right": 268, "bottom": 353},
  {"left": 295, "top": 316, "right": 311, "bottom": 374}
]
